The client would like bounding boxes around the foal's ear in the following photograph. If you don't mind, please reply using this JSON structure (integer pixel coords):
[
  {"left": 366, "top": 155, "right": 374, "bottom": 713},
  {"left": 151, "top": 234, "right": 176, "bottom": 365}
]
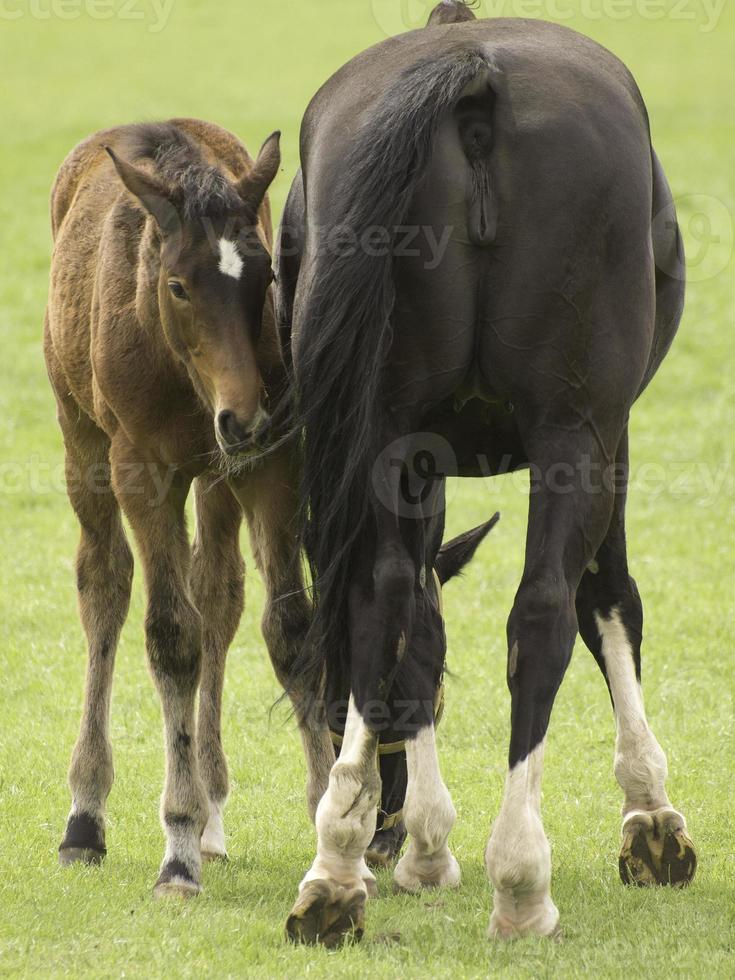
[
  {"left": 435, "top": 512, "right": 500, "bottom": 586},
  {"left": 238, "top": 131, "right": 281, "bottom": 210},
  {"left": 104, "top": 146, "right": 179, "bottom": 236}
]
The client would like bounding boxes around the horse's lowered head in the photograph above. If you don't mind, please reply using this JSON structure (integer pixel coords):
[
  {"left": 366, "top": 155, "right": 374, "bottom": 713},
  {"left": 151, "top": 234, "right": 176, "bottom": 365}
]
[{"left": 105, "top": 131, "right": 281, "bottom": 457}]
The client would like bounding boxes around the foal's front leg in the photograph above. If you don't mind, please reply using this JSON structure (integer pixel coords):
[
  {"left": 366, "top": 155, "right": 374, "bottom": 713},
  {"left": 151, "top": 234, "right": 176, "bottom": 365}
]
[{"left": 112, "top": 440, "right": 208, "bottom": 896}]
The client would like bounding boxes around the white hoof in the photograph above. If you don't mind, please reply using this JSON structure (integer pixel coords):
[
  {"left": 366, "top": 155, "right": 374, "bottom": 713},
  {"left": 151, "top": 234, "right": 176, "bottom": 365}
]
[
  {"left": 488, "top": 892, "right": 560, "bottom": 939},
  {"left": 393, "top": 844, "right": 461, "bottom": 893},
  {"left": 200, "top": 800, "right": 227, "bottom": 861}
]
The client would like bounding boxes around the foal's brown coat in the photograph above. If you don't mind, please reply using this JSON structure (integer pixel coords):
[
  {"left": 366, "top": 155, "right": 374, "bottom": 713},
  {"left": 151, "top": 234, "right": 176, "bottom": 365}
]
[{"left": 45, "top": 119, "right": 333, "bottom": 895}]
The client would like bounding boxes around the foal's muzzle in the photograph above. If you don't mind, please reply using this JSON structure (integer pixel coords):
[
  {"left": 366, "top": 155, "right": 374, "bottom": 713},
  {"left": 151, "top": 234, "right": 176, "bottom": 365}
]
[{"left": 216, "top": 408, "right": 270, "bottom": 456}]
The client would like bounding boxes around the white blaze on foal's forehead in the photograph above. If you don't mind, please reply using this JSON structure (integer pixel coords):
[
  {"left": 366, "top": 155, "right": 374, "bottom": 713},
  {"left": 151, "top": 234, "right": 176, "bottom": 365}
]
[{"left": 218, "top": 237, "right": 243, "bottom": 280}]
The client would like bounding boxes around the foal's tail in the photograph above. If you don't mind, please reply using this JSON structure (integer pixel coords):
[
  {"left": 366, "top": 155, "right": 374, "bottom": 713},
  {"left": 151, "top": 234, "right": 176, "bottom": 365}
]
[{"left": 293, "top": 48, "right": 495, "bottom": 694}]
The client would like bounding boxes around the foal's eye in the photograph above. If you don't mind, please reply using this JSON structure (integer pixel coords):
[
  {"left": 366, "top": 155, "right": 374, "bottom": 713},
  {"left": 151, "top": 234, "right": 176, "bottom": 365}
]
[{"left": 168, "top": 280, "right": 189, "bottom": 301}]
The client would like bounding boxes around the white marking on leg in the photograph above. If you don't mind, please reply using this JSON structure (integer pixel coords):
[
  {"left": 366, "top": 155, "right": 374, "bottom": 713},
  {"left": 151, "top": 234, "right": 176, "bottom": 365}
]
[
  {"left": 200, "top": 799, "right": 227, "bottom": 859},
  {"left": 157, "top": 816, "right": 202, "bottom": 895},
  {"left": 300, "top": 695, "right": 379, "bottom": 894},
  {"left": 485, "top": 741, "right": 559, "bottom": 938},
  {"left": 394, "top": 724, "right": 460, "bottom": 891},
  {"left": 595, "top": 608, "right": 671, "bottom": 814},
  {"left": 218, "top": 237, "right": 243, "bottom": 280}
]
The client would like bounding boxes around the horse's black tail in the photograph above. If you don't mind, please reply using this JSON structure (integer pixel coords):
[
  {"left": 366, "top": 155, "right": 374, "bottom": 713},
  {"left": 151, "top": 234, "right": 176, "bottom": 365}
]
[{"left": 293, "top": 48, "right": 495, "bottom": 698}]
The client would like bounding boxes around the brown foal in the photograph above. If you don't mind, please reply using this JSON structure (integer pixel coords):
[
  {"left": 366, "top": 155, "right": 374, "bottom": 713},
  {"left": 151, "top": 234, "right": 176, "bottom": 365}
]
[{"left": 44, "top": 119, "right": 333, "bottom": 896}]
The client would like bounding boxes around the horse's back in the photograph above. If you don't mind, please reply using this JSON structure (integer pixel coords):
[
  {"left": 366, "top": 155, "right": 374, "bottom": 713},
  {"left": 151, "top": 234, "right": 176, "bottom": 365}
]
[{"left": 299, "top": 19, "right": 675, "bottom": 440}]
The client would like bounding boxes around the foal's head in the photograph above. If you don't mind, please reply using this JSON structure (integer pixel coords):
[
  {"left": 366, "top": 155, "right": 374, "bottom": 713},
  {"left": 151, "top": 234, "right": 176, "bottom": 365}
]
[{"left": 106, "top": 131, "right": 281, "bottom": 456}]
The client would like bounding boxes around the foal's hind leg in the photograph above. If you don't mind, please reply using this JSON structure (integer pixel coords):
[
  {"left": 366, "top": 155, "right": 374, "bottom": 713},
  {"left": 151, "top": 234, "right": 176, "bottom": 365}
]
[
  {"left": 54, "top": 399, "right": 133, "bottom": 865},
  {"left": 190, "top": 474, "right": 245, "bottom": 861},
  {"left": 485, "top": 435, "right": 616, "bottom": 939},
  {"left": 576, "top": 431, "right": 696, "bottom": 887}
]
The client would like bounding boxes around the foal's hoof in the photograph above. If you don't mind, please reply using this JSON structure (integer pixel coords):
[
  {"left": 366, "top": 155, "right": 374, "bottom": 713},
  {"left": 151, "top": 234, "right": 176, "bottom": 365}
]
[
  {"left": 153, "top": 861, "right": 202, "bottom": 899},
  {"left": 286, "top": 879, "right": 366, "bottom": 948},
  {"left": 58, "top": 846, "right": 105, "bottom": 867},
  {"left": 200, "top": 803, "right": 227, "bottom": 862},
  {"left": 59, "top": 812, "right": 106, "bottom": 866},
  {"left": 619, "top": 807, "right": 697, "bottom": 887},
  {"left": 365, "top": 820, "right": 407, "bottom": 868}
]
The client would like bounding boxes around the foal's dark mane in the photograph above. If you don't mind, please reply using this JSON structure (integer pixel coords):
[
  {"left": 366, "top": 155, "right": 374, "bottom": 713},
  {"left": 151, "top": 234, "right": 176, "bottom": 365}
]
[
  {"left": 120, "top": 122, "right": 244, "bottom": 220},
  {"left": 293, "top": 50, "right": 492, "bottom": 694}
]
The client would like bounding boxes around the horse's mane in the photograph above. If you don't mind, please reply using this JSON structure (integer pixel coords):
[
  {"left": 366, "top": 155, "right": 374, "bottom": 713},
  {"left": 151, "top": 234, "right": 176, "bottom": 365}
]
[{"left": 120, "top": 122, "right": 243, "bottom": 220}]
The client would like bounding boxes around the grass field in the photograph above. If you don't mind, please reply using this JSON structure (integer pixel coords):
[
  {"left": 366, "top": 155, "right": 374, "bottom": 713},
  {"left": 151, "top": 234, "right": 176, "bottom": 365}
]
[{"left": 1, "top": 1, "right": 734, "bottom": 977}]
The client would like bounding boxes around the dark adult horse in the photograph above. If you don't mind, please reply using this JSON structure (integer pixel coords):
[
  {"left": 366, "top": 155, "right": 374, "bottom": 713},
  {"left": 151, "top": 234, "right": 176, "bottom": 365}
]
[{"left": 277, "top": 3, "right": 696, "bottom": 945}]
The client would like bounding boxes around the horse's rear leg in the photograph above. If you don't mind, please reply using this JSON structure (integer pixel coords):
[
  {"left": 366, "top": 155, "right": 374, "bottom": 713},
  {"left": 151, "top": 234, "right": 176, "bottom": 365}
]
[
  {"left": 576, "top": 431, "right": 696, "bottom": 887},
  {"left": 190, "top": 474, "right": 245, "bottom": 861},
  {"left": 485, "top": 435, "right": 616, "bottom": 939},
  {"left": 55, "top": 399, "right": 133, "bottom": 865}
]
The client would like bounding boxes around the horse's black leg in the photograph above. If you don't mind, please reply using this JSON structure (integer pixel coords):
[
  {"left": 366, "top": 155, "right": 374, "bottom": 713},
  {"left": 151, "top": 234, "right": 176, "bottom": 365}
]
[
  {"left": 392, "top": 565, "right": 459, "bottom": 893},
  {"left": 576, "top": 430, "right": 696, "bottom": 887},
  {"left": 364, "top": 753, "right": 408, "bottom": 868},
  {"left": 50, "top": 343, "right": 134, "bottom": 867},
  {"left": 189, "top": 474, "right": 245, "bottom": 861},
  {"left": 485, "top": 434, "right": 616, "bottom": 938}
]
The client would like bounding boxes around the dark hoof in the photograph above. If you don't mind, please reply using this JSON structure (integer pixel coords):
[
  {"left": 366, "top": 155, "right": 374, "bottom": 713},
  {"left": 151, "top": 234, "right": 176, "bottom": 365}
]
[
  {"left": 365, "top": 821, "right": 407, "bottom": 869},
  {"left": 619, "top": 808, "right": 697, "bottom": 887},
  {"left": 59, "top": 812, "right": 106, "bottom": 866},
  {"left": 286, "top": 879, "right": 366, "bottom": 948},
  {"left": 153, "top": 859, "right": 201, "bottom": 899},
  {"left": 58, "top": 846, "right": 106, "bottom": 867}
]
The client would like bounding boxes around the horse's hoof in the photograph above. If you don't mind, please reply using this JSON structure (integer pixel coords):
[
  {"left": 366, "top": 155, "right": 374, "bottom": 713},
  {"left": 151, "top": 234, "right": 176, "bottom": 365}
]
[
  {"left": 393, "top": 846, "right": 460, "bottom": 893},
  {"left": 153, "top": 861, "right": 202, "bottom": 898},
  {"left": 286, "top": 879, "right": 366, "bottom": 948},
  {"left": 488, "top": 912, "right": 562, "bottom": 941},
  {"left": 58, "top": 846, "right": 105, "bottom": 867},
  {"left": 200, "top": 803, "right": 226, "bottom": 863},
  {"left": 365, "top": 821, "right": 407, "bottom": 869},
  {"left": 153, "top": 879, "right": 201, "bottom": 899},
  {"left": 619, "top": 807, "right": 696, "bottom": 887},
  {"left": 59, "top": 812, "right": 106, "bottom": 865},
  {"left": 487, "top": 894, "right": 561, "bottom": 940}
]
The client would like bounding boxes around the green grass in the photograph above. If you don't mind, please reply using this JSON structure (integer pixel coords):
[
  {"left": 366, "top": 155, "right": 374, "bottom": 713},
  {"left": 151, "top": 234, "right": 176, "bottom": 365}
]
[{"left": 1, "top": 1, "right": 734, "bottom": 976}]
